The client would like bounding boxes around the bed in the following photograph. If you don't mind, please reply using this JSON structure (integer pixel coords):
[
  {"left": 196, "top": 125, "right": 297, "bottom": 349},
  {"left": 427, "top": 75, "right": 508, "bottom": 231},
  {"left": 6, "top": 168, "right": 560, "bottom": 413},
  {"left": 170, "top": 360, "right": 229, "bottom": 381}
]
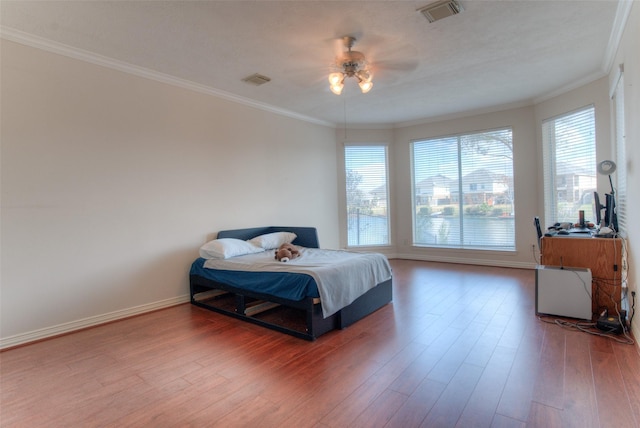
[{"left": 189, "top": 226, "right": 393, "bottom": 340}]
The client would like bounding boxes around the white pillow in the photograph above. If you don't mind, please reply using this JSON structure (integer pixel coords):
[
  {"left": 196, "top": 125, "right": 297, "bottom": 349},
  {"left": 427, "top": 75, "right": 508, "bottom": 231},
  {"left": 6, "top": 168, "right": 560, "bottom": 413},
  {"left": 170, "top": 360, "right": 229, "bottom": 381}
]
[
  {"left": 247, "top": 231, "right": 297, "bottom": 249},
  {"left": 199, "top": 238, "right": 264, "bottom": 259}
]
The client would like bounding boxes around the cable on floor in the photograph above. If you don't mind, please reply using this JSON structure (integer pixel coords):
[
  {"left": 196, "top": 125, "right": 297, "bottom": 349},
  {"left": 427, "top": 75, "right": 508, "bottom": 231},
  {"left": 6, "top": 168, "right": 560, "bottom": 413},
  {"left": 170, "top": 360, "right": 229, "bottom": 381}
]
[{"left": 537, "top": 315, "right": 635, "bottom": 345}]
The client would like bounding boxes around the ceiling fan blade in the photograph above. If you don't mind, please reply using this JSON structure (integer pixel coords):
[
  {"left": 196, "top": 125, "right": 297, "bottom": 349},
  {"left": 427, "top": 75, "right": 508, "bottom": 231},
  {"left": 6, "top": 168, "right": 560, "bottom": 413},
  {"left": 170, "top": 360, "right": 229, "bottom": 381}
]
[
  {"left": 334, "top": 32, "right": 420, "bottom": 78},
  {"left": 331, "top": 16, "right": 363, "bottom": 43},
  {"left": 331, "top": 37, "right": 345, "bottom": 59},
  {"left": 374, "top": 59, "right": 419, "bottom": 72}
]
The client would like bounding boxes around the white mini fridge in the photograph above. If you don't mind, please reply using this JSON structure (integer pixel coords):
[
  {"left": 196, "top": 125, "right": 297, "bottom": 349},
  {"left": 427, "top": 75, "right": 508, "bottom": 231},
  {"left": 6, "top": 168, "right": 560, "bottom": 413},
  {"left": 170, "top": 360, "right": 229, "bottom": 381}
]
[{"left": 535, "top": 265, "right": 592, "bottom": 320}]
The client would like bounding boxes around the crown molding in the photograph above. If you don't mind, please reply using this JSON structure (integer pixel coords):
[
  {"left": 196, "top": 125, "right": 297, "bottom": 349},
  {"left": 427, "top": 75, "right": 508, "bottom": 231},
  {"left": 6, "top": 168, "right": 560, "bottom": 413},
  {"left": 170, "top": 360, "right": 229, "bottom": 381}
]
[
  {"left": 394, "top": 99, "right": 533, "bottom": 129},
  {"left": 532, "top": 70, "right": 607, "bottom": 105},
  {"left": 602, "top": 0, "right": 634, "bottom": 74},
  {"left": 0, "top": 27, "right": 333, "bottom": 128}
]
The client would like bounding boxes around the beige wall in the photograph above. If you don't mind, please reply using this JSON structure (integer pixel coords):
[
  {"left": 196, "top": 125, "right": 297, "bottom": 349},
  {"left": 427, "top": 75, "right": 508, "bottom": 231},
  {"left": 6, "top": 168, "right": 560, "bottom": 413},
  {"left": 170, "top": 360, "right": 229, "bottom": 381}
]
[{"left": 0, "top": 40, "right": 339, "bottom": 345}]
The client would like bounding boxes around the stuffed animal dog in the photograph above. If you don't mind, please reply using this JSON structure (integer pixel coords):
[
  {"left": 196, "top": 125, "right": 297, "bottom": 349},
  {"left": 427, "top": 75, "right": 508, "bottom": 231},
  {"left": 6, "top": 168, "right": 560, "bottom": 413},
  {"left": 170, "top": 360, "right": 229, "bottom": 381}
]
[{"left": 274, "top": 243, "right": 300, "bottom": 262}]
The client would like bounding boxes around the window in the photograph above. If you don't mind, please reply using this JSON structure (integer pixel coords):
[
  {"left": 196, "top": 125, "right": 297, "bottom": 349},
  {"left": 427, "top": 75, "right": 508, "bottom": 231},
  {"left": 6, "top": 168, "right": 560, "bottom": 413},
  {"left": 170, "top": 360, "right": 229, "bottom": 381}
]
[
  {"left": 612, "top": 68, "right": 627, "bottom": 235},
  {"left": 344, "top": 145, "right": 390, "bottom": 246},
  {"left": 411, "top": 128, "right": 515, "bottom": 250},
  {"left": 542, "top": 106, "right": 596, "bottom": 225}
]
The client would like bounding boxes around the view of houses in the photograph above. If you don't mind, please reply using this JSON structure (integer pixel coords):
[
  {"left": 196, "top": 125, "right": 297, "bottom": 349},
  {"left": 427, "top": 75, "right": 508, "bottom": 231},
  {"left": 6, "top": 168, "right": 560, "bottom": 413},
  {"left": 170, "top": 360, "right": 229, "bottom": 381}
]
[
  {"left": 347, "top": 168, "right": 517, "bottom": 248},
  {"left": 347, "top": 153, "right": 596, "bottom": 248},
  {"left": 414, "top": 169, "right": 513, "bottom": 209}
]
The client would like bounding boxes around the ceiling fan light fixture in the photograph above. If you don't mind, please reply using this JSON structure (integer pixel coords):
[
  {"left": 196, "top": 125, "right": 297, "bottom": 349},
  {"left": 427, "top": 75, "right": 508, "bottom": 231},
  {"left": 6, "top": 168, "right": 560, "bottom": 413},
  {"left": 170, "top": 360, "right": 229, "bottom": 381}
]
[
  {"left": 356, "top": 69, "right": 372, "bottom": 82},
  {"left": 328, "top": 72, "right": 344, "bottom": 86},
  {"left": 329, "top": 36, "right": 373, "bottom": 95},
  {"left": 359, "top": 80, "right": 373, "bottom": 93},
  {"left": 330, "top": 82, "right": 344, "bottom": 95}
]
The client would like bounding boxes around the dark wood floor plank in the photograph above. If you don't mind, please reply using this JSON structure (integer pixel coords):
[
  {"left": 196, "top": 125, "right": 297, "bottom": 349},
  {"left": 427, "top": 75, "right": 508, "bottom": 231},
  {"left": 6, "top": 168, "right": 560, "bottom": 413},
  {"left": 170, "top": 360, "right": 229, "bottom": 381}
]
[
  {"left": 463, "top": 324, "right": 503, "bottom": 368},
  {"left": 274, "top": 357, "right": 385, "bottom": 427},
  {"left": 560, "top": 330, "right": 599, "bottom": 428},
  {"left": 174, "top": 372, "right": 275, "bottom": 427},
  {"left": 209, "top": 395, "right": 280, "bottom": 428},
  {"left": 384, "top": 378, "right": 447, "bottom": 428},
  {"left": 491, "top": 414, "right": 526, "bottom": 428},
  {"left": 494, "top": 325, "right": 545, "bottom": 423},
  {"left": 349, "top": 389, "right": 408, "bottom": 428},
  {"left": 320, "top": 341, "right": 426, "bottom": 427},
  {"left": 420, "top": 362, "right": 484, "bottom": 427},
  {"left": 616, "top": 344, "right": 640, "bottom": 426},
  {"left": 1, "top": 259, "right": 638, "bottom": 428},
  {"left": 456, "top": 345, "right": 518, "bottom": 428},
  {"left": 527, "top": 402, "right": 564, "bottom": 428},
  {"left": 53, "top": 376, "right": 160, "bottom": 426},
  {"left": 389, "top": 326, "right": 462, "bottom": 395},
  {"left": 426, "top": 321, "right": 486, "bottom": 384},
  {"left": 531, "top": 322, "right": 566, "bottom": 409},
  {"left": 115, "top": 373, "right": 232, "bottom": 427},
  {"left": 591, "top": 349, "right": 637, "bottom": 427}
]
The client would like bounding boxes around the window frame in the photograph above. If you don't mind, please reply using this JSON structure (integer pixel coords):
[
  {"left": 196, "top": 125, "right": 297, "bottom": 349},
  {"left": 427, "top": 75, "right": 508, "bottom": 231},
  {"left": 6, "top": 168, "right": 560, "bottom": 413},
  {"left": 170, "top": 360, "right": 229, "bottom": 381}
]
[
  {"left": 612, "top": 67, "right": 626, "bottom": 236},
  {"left": 542, "top": 105, "right": 596, "bottom": 226},
  {"left": 343, "top": 144, "right": 391, "bottom": 248},
  {"left": 410, "top": 127, "right": 515, "bottom": 251}
]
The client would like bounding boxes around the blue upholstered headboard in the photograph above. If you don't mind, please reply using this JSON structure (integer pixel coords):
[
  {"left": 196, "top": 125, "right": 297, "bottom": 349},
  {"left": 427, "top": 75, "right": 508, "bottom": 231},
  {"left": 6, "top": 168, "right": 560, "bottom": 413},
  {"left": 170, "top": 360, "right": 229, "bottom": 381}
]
[{"left": 216, "top": 226, "right": 320, "bottom": 248}]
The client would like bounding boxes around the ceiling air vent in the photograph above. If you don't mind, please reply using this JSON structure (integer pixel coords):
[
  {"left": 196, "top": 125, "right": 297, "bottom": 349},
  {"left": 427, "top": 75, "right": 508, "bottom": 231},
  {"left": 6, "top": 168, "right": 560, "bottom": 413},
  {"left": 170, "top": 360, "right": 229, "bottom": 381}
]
[
  {"left": 418, "top": 0, "right": 464, "bottom": 23},
  {"left": 242, "top": 73, "right": 271, "bottom": 86}
]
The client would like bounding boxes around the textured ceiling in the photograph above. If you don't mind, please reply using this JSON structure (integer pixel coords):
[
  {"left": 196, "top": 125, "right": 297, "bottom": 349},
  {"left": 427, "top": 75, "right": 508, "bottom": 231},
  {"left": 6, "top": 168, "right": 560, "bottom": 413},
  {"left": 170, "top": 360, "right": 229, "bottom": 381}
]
[{"left": 0, "top": 1, "right": 622, "bottom": 127}]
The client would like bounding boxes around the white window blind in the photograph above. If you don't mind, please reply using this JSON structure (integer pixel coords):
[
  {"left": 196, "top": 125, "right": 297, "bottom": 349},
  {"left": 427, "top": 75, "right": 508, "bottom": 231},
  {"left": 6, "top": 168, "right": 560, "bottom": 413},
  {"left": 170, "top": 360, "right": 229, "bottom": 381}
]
[
  {"left": 344, "top": 145, "right": 390, "bottom": 246},
  {"left": 613, "top": 71, "right": 627, "bottom": 235},
  {"left": 411, "top": 128, "right": 515, "bottom": 250},
  {"left": 542, "top": 106, "right": 596, "bottom": 225}
]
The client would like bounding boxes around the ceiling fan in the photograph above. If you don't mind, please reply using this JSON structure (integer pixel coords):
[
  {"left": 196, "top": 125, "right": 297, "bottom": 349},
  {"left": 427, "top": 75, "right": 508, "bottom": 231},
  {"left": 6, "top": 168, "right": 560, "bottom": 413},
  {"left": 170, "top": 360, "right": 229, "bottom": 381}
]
[{"left": 328, "top": 36, "right": 373, "bottom": 95}]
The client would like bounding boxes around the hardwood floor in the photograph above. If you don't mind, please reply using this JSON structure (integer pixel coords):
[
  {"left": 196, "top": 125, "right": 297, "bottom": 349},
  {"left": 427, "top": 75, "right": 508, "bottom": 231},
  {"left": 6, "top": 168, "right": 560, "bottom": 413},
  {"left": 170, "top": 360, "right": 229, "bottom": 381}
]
[{"left": 2, "top": 259, "right": 639, "bottom": 427}]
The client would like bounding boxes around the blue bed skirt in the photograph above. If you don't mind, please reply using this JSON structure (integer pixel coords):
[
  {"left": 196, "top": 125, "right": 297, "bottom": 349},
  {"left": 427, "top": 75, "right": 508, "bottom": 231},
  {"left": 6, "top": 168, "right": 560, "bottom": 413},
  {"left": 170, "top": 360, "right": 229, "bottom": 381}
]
[{"left": 189, "top": 257, "right": 320, "bottom": 301}]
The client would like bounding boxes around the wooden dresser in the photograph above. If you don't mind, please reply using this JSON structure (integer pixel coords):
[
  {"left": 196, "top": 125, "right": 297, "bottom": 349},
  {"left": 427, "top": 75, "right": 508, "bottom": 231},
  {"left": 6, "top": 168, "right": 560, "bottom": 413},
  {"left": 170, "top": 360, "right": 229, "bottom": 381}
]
[{"left": 540, "top": 236, "right": 623, "bottom": 317}]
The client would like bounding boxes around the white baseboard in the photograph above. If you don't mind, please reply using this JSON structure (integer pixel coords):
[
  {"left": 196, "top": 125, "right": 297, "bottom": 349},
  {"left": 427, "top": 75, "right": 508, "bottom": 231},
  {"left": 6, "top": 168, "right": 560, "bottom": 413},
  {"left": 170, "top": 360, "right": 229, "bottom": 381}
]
[
  {"left": 0, "top": 294, "right": 190, "bottom": 350},
  {"left": 393, "top": 252, "right": 537, "bottom": 270}
]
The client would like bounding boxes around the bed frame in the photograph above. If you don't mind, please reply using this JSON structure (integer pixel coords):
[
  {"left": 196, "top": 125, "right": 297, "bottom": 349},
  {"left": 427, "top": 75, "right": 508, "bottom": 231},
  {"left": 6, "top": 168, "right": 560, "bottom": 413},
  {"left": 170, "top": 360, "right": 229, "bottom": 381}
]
[{"left": 189, "top": 226, "right": 392, "bottom": 340}]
